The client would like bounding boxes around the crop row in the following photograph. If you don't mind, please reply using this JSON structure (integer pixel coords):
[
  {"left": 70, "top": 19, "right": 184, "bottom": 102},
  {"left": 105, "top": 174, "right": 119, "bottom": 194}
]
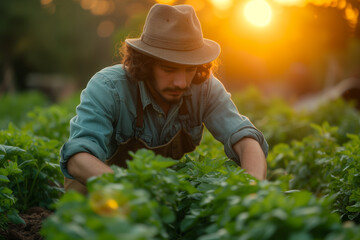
[{"left": 0, "top": 89, "right": 359, "bottom": 239}]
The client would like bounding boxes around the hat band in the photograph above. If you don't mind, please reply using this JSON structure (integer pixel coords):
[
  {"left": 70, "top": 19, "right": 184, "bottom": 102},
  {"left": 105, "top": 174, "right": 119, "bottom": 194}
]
[{"left": 141, "top": 34, "right": 204, "bottom": 51}]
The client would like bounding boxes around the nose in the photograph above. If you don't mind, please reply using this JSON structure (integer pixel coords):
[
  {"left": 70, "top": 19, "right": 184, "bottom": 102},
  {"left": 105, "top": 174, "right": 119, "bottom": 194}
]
[{"left": 173, "top": 70, "right": 187, "bottom": 89}]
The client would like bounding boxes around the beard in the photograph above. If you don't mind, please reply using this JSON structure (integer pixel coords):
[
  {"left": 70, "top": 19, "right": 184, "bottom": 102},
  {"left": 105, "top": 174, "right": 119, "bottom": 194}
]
[
  {"left": 161, "top": 87, "right": 188, "bottom": 104},
  {"left": 146, "top": 78, "right": 189, "bottom": 105}
]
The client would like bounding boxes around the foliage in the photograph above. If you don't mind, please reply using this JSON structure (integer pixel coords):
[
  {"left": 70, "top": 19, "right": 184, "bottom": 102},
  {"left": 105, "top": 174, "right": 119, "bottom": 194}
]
[
  {"left": 0, "top": 145, "right": 25, "bottom": 232},
  {"left": 18, "top": 91, "right": 79, "bottom": 142},
  {"left": 329, "top": 134, "right": 360, "bottom": 223},
  {"left": 0, "top": 90, "right": 79, "bottom": 142},
  {"left": 42, "top": 149, "right": 196, "bottom": 239},
  {"left": 307, "top": 98, "right": 360, "bottom": 144},
  {"left": 42, "top": 149, "right": 360, "bottom": 239},
  {"left": 268, "top": 123, "right": 360, "bottom": 223},
  {"left": 0, "top": 91, "right": 49, "bottom": 129},
  {"left": 267, "top": 122, "right": 339, "bottom": 194},
  {"left": 1, "top": 88, "right": 360, "bottom": 238},
  {"left": 0, "top": 125, "right": 63, "bottom": 212},
  {"left": 21, "top": 105, "right": 75, "bottom": 142},
  {"left": 186, "top": 128, "right": 227, "bottom": 160},
  {"left": 232, "top": 87, "right": 360, "bottom": 147},
  {"left": 232, "top": 86, "right": 310, "bottom": 147},
  {"left": 41, "top": 186, "right": 161, "bottom": 240}
]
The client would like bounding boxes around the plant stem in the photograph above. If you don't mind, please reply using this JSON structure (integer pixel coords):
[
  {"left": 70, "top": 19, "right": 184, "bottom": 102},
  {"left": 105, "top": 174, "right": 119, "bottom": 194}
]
[
  {"left": 15, "top": 177, "right": 25, "bottom": 210},
  {"left": 26, "top": 167, "right": 41, "bottom": 209}
]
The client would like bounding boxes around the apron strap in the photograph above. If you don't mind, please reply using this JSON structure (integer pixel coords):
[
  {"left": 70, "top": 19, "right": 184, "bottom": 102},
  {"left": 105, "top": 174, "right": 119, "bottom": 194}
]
[
  {"left": 134, "top": 84, "right": 144, "bottom": 137},
  {"left": 135, "top": 84, "right": 144, "bottom": 128},
  {"left": 179, "top": 96, "right": 189, "bottom": 115}
]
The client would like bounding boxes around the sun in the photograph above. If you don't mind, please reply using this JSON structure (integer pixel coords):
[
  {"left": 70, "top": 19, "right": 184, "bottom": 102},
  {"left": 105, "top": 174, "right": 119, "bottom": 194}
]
[{"left": 244, "top": 0, "right": 272, "bottom": 27}]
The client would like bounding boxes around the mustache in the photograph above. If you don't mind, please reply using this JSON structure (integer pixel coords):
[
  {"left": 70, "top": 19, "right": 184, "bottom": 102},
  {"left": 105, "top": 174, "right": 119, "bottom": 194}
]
[{"left": 164, "top": 86, "right": 189, "bottom": 92}]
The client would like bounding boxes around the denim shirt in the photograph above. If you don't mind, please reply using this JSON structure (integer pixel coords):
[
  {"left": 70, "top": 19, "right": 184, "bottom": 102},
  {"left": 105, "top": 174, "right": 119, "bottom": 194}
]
[{"left": 60, "top": 64, "right": 268, "bottom": 179}]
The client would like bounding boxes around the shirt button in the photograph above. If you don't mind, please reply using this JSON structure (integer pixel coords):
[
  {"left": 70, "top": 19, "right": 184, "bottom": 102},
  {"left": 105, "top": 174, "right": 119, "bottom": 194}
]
[{"left": 158, "top": 114, "right": 163, "bottom": 118}]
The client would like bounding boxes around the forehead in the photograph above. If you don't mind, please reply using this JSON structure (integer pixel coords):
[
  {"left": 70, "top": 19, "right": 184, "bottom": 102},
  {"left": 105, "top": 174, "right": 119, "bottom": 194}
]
[{"left": 155, "top": 60, "right": 197, "bottom": 68}]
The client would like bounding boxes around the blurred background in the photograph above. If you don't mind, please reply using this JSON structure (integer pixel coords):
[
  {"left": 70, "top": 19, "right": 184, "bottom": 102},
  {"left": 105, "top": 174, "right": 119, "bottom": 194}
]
[{"left": 1, "top": 0, "right": 360, "bottom": 104}]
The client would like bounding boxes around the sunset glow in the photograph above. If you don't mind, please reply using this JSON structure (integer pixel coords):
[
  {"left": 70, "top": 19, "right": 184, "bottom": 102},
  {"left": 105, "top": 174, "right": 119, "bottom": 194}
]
[
  {"left": 273, "top": 0, "right": 305, "bottom": 6},
  {"left": 244, "top": 0, "right": 272, "bottom": 27},
  {"left": 210, "top": 0, "right": 232, "bottom": 10},
  {"left": 155, "top": 0, "right": 176, "bottom": 5}
]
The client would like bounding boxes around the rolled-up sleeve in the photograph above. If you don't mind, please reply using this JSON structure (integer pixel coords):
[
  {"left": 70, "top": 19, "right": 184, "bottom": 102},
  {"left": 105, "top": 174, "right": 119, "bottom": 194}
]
[
  {"left": 203, "top": 76, "right": 268, "bottom": 164},
  {"left": 60, "top": 73, "right": 119, "bottom": 179}
]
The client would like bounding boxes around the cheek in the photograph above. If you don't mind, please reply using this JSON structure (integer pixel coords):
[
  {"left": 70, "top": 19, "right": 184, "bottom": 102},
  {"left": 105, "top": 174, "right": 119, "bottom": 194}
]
[
  {"left": 187, "top": 71, "right": 197, "bottom": 84},
  {"left": 152, "top": 71, "right": 167, "bottom": 89}
]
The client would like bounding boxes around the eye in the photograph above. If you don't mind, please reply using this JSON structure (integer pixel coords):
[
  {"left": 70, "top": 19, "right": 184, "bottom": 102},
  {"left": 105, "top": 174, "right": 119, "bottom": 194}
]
[
  {"left": 163, "top": 67, "right": 175, "bottom": 72},
  {"left": 160, "top": 65, "right": 176, "bottom": 72}
]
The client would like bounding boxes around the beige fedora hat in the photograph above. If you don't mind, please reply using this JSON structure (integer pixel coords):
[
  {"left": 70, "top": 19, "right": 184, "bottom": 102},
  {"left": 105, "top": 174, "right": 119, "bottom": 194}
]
[{"left": 125, "top": 4, "right": 221, "bottom": 65}]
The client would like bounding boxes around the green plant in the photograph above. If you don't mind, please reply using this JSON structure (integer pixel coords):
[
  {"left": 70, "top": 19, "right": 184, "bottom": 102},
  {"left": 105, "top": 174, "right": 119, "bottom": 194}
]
[
  {"left": 328, "top": 134, "right": 360, "bottom": 223},
  {"left": 232, "top": 87, "right": 360, "bottom": 148},
  {"left": 308, "top": 98, "right": 360, "bottom": 144},
  {"left": 268, "top": 122, "right": 339, "bottom": 195},
  {"left": 41, "top": 185, "right": 162, "bottom": 240},
  {"left": 0, "top": 91, "right": 49, "bottom": 130},
  {"left": 42, "top": 150, "right": 360, "bottom": 240},
  {"left": 268, "top": 123, "right": 360, "bottom": 223},
  {"left": 0, "top": 145, "right": 25, "bottom": 232},
  {"left": 186, "top": 181, "right": 360, "bottom": 240},
  {"left": 185, "top": 128, "right": 226, "bottom": 160},
  {"left": 42, "top": 149, "right": 198, "bottom": 240},
  {"left": 0, "top": 125, "right": 64, "bottom": 212},
  {"left": 21, "top": 105, "right": 75, "bottom": 142},
  {"left": 232, "top": 87, "right": 310, "bottom": 147},
  {"left": 175, "top": 153, "right": 360, "bottom": 240}
]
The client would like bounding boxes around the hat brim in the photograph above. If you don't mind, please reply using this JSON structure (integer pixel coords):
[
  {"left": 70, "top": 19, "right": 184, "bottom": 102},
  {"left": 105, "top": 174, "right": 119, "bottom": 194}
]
[{"left": 125, "top": 38, "right": 220, "bottom": 66}]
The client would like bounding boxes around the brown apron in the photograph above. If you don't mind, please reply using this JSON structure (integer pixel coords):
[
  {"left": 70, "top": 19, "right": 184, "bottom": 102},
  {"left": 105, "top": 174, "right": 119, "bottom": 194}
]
[{"left": 64, "top": 89, "right": 197, "bottom": 195}]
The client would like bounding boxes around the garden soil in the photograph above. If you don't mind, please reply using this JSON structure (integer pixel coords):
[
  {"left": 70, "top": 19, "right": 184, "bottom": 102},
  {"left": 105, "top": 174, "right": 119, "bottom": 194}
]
[{"left": 0, "top": 207, "right": 52, "bottom": 240}]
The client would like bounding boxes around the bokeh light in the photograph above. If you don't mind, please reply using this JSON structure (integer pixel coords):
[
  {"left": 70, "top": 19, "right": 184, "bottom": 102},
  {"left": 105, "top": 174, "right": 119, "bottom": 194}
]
[
  {"left": 40, "top": 0, "right": 53, "bottom": 5},
  {"left": 244, "top": 0, "right": 272, "bottom": 27},
  {"left": 210, "top": 0, "right": 233, "bottom": 10},
  {"left": 345, "top": 4, "right": 359, "bottom": 28},
  {"left": 97, "top": 20, "right": 115, "bottom": 38},
  {"left": 80, "top": 0, "right": 96, "bottom": 10},
  {"left": 273, "top": 0, "right": 306, "bottom": 7}
]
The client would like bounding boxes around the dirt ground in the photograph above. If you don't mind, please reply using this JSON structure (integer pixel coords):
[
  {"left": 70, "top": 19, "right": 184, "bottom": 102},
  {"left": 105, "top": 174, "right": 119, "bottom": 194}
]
[{"left": 0, "top": 207, "right": 52, "bottom": 240}]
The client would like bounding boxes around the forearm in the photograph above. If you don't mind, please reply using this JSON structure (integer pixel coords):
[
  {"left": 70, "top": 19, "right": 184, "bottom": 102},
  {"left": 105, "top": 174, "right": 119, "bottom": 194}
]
[
  {"left": 67, "top": 152, "right": 114, "bottom": 185},
  {"left": 233, "top": 137, "right": 267, "bottom": 180}
]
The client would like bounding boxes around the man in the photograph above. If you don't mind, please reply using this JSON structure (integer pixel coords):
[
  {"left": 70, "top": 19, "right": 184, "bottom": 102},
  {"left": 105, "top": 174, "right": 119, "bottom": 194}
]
[{"left": 61, "top": 4, "right": 268, "bottom": 194}]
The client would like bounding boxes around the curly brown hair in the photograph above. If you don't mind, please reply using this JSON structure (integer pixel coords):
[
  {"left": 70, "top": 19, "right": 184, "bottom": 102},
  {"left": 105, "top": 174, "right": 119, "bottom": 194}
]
[{"left": 120, "top": 44, "right": 216, "bottom": 84}]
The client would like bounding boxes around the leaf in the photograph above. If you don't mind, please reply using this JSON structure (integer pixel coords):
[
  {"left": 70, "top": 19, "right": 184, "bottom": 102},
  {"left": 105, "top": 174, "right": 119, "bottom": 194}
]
[
  {"left": 152, "top": 159, "right": 177, "bottom": 169},
  {"left": 180, "top": 215, "right": 199, "bottom": 232},
  {"left": 289, "top": 231, "right": 312, "bottom": 240},
  {"left": 160, "top": 206, "right": 175, "bottom": 224},
  {"left": 0, "top": 175, "right": 10, "bottom": 183},
  {"left": 7, "top": 209, "right": 25, "bottom": 225},
  {"left": 346, "top": 202, "right": 360, "bottom": 212},
  {"left": 18, "top": 159, "right": 37, "bottom": 168},
  {"left": 0, "top": 144, "right": 26, "bottom": 156},
  {"left": 198, "top": 229, "right": 228, "bottom": 240}
]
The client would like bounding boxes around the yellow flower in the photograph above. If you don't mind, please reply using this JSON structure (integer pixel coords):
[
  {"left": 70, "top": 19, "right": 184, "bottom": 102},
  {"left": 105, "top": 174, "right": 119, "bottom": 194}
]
[{"left": 90, "top": 189, "right": 129, "bottom": 217}]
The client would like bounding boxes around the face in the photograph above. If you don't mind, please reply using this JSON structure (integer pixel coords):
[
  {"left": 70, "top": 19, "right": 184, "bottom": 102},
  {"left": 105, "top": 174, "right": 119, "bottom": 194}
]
[{"left": 148, "top": 61, "right": 197, "bottom": 106}]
